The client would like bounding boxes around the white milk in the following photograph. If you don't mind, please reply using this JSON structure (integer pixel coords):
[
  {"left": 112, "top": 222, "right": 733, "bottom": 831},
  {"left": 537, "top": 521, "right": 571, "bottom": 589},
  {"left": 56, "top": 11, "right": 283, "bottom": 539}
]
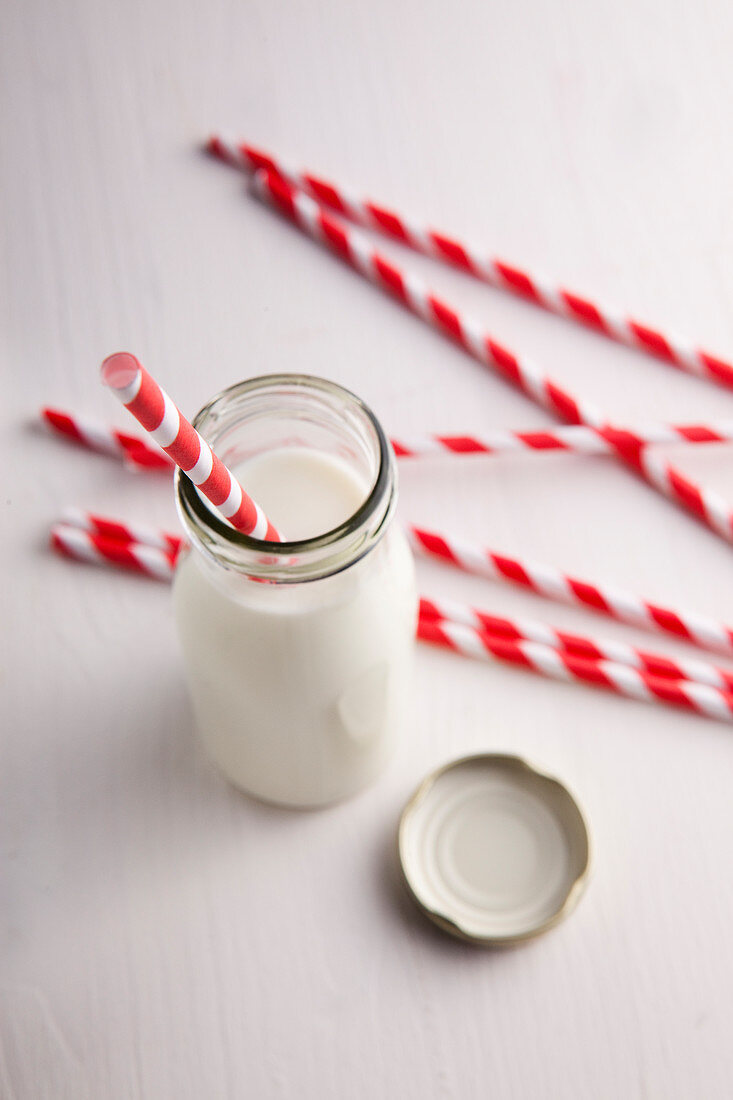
[
  {"left": 228, "top": 447, "right": 368, "bottom": 539},
  {"left": 173, "top": 445, "right": 417, "bottom": 807}
]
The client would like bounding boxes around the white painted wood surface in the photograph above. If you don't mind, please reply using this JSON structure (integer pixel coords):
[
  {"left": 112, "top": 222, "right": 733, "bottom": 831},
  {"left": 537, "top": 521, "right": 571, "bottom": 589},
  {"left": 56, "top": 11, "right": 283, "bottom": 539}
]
[{"left": 3, "top": 1, "right": 733, "bottom": 1096}]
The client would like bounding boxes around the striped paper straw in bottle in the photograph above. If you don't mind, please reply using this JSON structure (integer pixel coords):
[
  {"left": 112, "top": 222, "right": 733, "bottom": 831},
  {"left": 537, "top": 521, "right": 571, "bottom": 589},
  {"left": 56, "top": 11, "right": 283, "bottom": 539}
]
[{"left": 100, "top": 353, "right": 280, "bottom": 541}]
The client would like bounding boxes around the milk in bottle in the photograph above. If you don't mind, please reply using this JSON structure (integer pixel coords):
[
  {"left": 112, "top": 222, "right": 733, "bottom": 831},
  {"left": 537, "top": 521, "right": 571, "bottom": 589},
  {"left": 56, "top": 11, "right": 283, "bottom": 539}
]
[{"left": 173, "top": 375, "right": 417, "bottom": 807}]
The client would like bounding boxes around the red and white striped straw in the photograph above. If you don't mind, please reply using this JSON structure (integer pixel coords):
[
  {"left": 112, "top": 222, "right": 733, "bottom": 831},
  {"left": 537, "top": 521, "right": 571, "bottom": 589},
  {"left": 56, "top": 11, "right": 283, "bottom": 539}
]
[
  {"left": 391, "top": 421, "right": 733, "bottom": 459},
  {"left": 55, "top": 505, "right": 733, "bottom": 670},
  {"left": 59, "top": 507, "right": 185, "bottom": 556},
  {"left": 44, "top": 406, "right": 733, "bottom": 467},
  {"left": 55, "top": 505, "right": 733, "bottom": 693},
  {"left": 42, "top": 407, "right": 172, "bottom": 470},
  {"left": 417, "top": 617, "right": 733, "bottom": 724},
  {"left": 209, "top": 134, "right": 733, "bottom": 393},
  {"left": 100, "top": 353, "right": 280, "bottom": 541},
  {"left": 419, "top": 595, "right": 733, "bottom": 693},
  {"left": 252, "top": 169, "right": 733, "bottom": 545},
  {"left": 51, "top": 524, "right": 176, "bottom": 581},
  {"left": 409, "top": 525, "right": 733, "bottom": 656},
  {"left": 50, "top": 519, "right": 733, "bottom": 723}
]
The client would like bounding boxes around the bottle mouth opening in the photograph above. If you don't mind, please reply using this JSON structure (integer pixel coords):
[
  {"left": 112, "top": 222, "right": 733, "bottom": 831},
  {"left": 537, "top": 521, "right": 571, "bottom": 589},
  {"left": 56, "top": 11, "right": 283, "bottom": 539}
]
[{"left": 176, "top": 374, "right": 396, "bottom": 580}]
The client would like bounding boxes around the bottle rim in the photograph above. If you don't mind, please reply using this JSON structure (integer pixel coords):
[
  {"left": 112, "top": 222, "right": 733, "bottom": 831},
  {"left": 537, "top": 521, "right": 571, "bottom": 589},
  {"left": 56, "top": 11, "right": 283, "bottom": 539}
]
[{"left": 176, "top": 374, "right": 396, "bottom": 583}]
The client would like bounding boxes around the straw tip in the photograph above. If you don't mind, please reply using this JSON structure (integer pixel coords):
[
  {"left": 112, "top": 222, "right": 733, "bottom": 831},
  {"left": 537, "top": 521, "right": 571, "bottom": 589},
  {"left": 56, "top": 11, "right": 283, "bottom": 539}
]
[{"left": 101, "top": 352, "right": 141, "bottom": 390}]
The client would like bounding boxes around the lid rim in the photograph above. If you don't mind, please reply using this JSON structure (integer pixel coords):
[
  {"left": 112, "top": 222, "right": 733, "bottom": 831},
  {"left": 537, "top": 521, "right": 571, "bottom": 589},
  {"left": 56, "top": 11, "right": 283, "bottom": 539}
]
[{"left": 398, "top": 752, "right": 591, "bottom": 947}]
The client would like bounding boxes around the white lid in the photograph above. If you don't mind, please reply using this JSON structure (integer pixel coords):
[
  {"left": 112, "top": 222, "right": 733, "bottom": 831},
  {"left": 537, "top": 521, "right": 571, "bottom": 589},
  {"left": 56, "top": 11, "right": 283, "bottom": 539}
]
[{"left": 398, "top": 754, "right": 590, "bottom": 945}]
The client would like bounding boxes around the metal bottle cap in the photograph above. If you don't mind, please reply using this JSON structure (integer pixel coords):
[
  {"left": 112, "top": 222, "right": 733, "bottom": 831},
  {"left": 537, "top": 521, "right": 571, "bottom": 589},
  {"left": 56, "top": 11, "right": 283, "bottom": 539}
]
[{"left": 398, "top": 753, "right": 590, "bottom": 945}]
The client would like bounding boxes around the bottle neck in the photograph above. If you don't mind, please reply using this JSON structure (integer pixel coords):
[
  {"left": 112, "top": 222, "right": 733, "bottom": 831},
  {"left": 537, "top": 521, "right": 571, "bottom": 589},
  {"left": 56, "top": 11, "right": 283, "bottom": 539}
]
[{"left": 176, "top": 374, "right": 397, "bottom": 584}]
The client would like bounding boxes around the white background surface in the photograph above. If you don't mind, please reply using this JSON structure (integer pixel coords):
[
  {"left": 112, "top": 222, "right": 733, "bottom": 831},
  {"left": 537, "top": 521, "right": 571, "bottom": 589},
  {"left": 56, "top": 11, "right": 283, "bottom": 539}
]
[{"left": 3, "top": 1, "right": 733, "bottom": 1096}]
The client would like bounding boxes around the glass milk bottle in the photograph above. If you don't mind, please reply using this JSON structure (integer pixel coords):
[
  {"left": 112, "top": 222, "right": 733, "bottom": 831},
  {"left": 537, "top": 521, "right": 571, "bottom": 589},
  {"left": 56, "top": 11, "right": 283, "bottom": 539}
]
[{"left": 173, "top": 375, "right": 417, "bottom": 808}]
